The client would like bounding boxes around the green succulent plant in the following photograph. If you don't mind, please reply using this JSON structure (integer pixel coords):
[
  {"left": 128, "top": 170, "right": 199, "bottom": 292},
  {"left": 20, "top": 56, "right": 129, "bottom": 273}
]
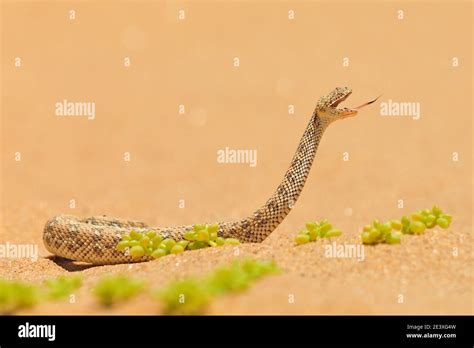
[{"left": 117, "top": 224, "right": 241, "bottom": 260}]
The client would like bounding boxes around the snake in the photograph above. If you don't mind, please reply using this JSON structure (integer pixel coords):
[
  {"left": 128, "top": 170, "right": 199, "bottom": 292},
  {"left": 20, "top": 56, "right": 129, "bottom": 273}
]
[{"left": 43, "top": 87, "right": 378, "bottom": 264}]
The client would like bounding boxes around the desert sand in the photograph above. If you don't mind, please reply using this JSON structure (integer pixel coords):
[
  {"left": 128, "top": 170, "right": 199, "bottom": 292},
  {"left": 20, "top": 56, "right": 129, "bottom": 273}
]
[{"left": 0, "top": 1, "right": 472, "bottom": 314}]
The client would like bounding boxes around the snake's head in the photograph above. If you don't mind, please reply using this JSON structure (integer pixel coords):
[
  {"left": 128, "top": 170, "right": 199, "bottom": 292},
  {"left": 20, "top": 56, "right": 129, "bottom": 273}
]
[{"left": 315, "top": 87, "right": 379, "bottom": 124}]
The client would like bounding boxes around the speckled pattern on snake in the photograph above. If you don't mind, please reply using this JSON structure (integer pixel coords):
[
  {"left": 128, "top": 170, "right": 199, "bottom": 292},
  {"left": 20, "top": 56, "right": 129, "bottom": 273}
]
[{"left": 43, "top": 87, "right": 377, "bottom": 264}]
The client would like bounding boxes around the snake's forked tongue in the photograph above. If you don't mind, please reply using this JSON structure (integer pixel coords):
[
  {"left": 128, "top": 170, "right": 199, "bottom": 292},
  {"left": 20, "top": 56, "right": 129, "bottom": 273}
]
[
  {"left": 341, "top": 94, "right": 381, "bottom": 118},
  {"left": 354, "top": 94, "right": 382, "bottom": 110}
]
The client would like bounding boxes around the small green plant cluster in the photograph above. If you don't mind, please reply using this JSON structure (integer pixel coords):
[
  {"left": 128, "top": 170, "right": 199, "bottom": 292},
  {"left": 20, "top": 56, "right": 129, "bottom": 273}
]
[
  {"left": 0, "top": 275, "right": 83, "bottom": 314},
  {"left": 361, "top": 206, "right": 452, "bottom": 245},
  {"left": 360, "top": 220, "right": 402, "bottom": 245},
  {"left": 156, "top": 279, "right": 209, "bottom": 315},
  {"left": 0, "top": 279, "right": 39, "bottom": 314},
  {"left": 402, "top": 206, "right": 452, "bottom": 233},
  {"left": 295, "top": 219, "right": 343, "bottom": 245},
  {"left": 182, "top": 224, "right": 241, "bottom": 248},
  {"left": 207, "top": 259, "right": 278, "bottom": 293},
  {"left": 1, "top": 260, "right": 278, "bottom": 313},
  {"left": 156, "top": 259, "right": 278, "bottom": 314},
  {"left": 93, "top": 275, "right": 145, "bottom": 307},
  {"left": 44, "top": 275, "right": 82, "bottom": 300},
  {"left": 116, "top": 224, "right": 241, "bottom": 260}
]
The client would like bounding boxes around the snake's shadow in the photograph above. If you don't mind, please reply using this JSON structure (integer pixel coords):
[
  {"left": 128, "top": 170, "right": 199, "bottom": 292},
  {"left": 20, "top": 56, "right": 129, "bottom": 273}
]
[{"left": 46, "top": 256, "right": 98, "bottom": 272}]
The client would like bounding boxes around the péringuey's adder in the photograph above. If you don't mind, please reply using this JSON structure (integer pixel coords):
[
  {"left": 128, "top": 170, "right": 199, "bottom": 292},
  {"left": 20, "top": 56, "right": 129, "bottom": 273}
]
[{"left": 43, "top": 87, "right": 377, "bottom": 264}]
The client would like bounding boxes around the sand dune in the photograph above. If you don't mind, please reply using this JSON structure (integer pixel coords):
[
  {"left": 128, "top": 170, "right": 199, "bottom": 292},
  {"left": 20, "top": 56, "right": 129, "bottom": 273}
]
[{"left": 1, "top": 1, "right": 472, "bottom": 314}]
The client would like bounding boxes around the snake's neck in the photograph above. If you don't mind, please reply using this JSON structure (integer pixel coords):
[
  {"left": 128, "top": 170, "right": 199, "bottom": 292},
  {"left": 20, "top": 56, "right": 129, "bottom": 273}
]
[{"left": 222, "top": 112, "right": 329, "bottom": 242}]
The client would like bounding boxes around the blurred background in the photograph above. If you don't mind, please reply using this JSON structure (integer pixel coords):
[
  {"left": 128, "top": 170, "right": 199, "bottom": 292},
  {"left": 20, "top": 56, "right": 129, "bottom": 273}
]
[{"left": 0, "top": 1, "right": 472, "bottom": 314}]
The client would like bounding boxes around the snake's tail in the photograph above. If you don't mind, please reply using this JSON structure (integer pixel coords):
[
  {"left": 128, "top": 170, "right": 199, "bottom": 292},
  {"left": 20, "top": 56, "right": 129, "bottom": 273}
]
[{"left": 43, "top": 215, "right": 152, "bottom": 264}]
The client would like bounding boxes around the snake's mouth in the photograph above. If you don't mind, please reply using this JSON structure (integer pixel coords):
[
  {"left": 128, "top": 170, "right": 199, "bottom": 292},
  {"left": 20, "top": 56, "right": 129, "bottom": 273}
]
[
  {"left": 330, "top": 91, "right": 357, "bottom": 118},
  {"left": 331, "top": 92, "right": 380, "bottom": 118}
]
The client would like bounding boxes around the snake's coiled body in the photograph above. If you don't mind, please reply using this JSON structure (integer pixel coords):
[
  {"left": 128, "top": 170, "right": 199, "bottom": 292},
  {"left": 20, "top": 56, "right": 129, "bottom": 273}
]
[{"left": 44, "top": 104, "right": 332, "bottom": 264}]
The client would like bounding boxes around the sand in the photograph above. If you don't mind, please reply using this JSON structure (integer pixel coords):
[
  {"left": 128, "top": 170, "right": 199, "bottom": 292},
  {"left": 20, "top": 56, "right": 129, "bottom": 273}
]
[{"left": 0, "top": 1, "right": 472, "bottom": 314}]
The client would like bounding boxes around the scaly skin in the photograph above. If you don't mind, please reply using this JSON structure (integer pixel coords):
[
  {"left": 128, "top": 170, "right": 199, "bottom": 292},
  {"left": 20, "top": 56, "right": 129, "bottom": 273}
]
[{"left": 43, "top": 87, "right": 374, "bottom": 264}]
